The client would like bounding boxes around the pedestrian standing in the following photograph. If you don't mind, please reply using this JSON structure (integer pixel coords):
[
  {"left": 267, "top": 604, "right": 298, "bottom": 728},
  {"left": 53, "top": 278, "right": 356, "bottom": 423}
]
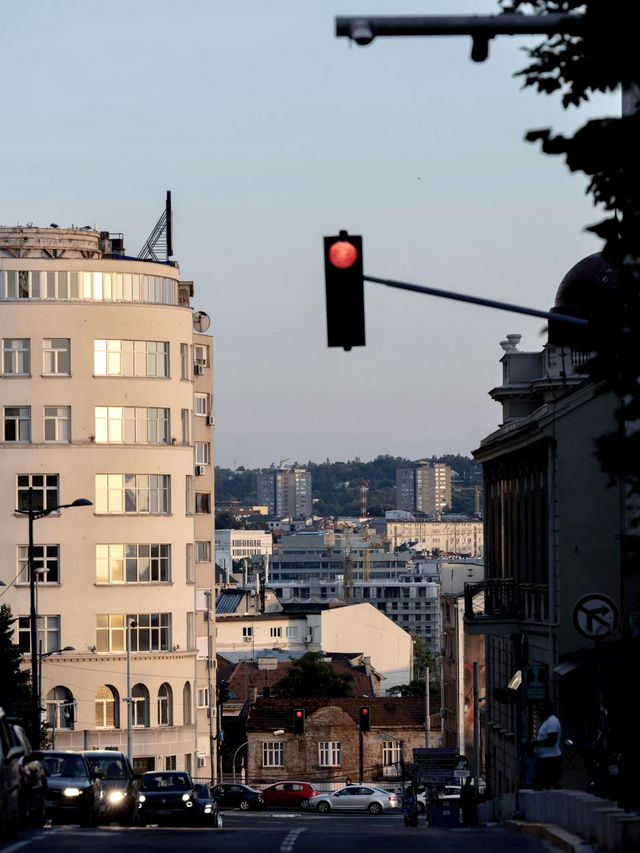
[
  {"left": 530, "top": 699, "right": 562, "bottom": 790},
  {"left": 460, "top": 778, "right": 478, "bottom": 826},
  {"left": 401, "top": 785, "right": 418, "bottom": 828}
]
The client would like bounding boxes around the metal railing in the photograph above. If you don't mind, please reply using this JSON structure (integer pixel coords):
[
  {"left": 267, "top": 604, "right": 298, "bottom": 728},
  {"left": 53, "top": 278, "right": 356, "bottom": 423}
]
[{"left": 464, "top": 580, "right": 548, "bottom": 623}]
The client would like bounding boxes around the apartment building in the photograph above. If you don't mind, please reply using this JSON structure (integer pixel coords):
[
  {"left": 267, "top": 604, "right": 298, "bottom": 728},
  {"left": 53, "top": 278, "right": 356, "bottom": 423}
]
[
  {"left": 0, "top": 225, "right": 215, "bottom": 775},
  {"left": 373, "top": 518, "right": 483, "bottom": 556},
  {"left": 214, "top": 528, "right": 272, "bottom": 580},
  {"left": 256, "top": 467, "right": 312, "bottom": 518},
  {"left": 396, "top": 461, "right": 452, "bottom": 516}
]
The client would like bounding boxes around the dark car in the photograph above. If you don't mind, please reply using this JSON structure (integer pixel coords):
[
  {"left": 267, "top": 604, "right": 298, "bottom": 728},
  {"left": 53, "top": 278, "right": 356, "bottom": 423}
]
[
  {"left": 137, "top": 771, "right": 199, "bottom": 825},
  {"left": 261, "top": 781, "right": 318, "bottom": 809},
  {"left": 82, "top": 751, "right": 139, "bottom": 825},
  {"left": 0, "top": 707, "right": 22, "bottom": 841},
  {"left": 13, "top": 726, "right": 46, "bottom": 828},
  {"left": 211, "top": 783, "right": 264, "bottom": 811},
  {"left": 39, "top": 751, "right": 102, "bottom": 826},
  {"left": 194, "top": 783, "right": 221, "bottom": 826}
]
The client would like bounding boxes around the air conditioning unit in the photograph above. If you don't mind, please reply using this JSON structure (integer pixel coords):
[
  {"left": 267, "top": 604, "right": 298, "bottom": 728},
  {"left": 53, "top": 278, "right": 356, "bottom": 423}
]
[
  {"left": 194, "top": 364, "right": 204, "bottom": 375},
  {"left": 195, "top": 465, "right": 205, "bottom": 476},
  {"left": 304, "top": 634, "right": 313, "bottom": 643},
  {"left": 206, "top": 415, "right": 215, "bottom": 426}
]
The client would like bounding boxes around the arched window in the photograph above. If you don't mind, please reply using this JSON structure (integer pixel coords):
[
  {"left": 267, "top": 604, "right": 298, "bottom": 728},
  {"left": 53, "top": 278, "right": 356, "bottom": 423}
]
[
  {"left": 46, "top": 686, "right": 74, "bottom": 730},
  {"left": 95, "top": 684, "right": 119, "bottom": 728},
  {"left": 157, "top": 683, "right": 173, "bottom": 726},
  {"left": 183, "top": 681, "right": 192, "bottom": 726},
  {"left": 131, "top": 683, "right": 150, "bottom": 728}
]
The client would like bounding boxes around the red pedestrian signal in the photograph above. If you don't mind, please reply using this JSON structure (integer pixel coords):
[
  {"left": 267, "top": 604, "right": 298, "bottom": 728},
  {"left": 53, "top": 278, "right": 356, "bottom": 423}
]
[
  {"left": 323, "top": 231, "right": 365, "bottom": 351},
  {"left": 293, "top": 707, "right": 305, "bottom": 736},
  {"left": 359, "top": 705, "right": 371, "bottom": 732}
]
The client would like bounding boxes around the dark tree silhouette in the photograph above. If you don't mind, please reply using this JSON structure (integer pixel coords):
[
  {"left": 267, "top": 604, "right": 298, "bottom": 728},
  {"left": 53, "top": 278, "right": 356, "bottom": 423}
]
[
  {"left": 0, "top": 603, "right": 34, "bottom": 741},
  {"left": 272, "top": 653, "right": 354, "bottom": 698}
]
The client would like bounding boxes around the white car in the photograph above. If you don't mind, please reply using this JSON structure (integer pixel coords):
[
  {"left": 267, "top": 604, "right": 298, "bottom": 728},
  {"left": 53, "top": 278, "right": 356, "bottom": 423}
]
[
  {"left": 307, "top": 785, "right": 398, "bottom": 815},
  {"left": 417, "top": 785, "right": 461, "bottom": 813}
]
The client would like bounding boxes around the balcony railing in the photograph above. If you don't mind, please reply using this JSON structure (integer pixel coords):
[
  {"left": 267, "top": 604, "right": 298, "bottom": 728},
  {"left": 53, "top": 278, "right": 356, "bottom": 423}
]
[{"left": 464, "top": 579, "right": 549, "bottom": 624}]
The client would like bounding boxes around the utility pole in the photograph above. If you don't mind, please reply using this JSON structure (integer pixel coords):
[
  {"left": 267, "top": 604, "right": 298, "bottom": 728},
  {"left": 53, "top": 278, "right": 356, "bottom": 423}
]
[
  {"left": 126, "top": 618, "right": 135, "bottom": 764},
  {"left": 425, "top": 666, "right": 430, "bottom": 748},
  {"left": 473, "top": 662, "right": 481, "bottom": 787},
  {"left": 204, "top": 590, "right": 217, "bottom": 784}
]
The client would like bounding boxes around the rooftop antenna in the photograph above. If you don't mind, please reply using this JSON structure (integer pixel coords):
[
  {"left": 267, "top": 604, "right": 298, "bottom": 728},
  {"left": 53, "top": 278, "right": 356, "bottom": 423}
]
[{"left": 138, "top": 191, "right": 173, "bottom": 261}]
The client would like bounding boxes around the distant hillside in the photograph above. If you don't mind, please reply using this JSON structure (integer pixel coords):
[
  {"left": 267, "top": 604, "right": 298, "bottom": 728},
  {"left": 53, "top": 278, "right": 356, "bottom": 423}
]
[{"left": 215, "top": 454, "right": 481, "bottom": 518}]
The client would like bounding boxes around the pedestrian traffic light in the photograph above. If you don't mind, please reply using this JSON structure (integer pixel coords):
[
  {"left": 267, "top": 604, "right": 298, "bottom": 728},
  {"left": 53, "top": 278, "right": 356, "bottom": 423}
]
[
  {"left": 218, "top": 680, "right": 230, "bottom": 704},
  {"left": 359, "top": 706, "right": 370, "bottom": 732},
  {"left": 293, "top": 708, "right": 305, "bottom": 736},
  {"left": 323, "top": 230, "right": 365, "bottom": 351}
]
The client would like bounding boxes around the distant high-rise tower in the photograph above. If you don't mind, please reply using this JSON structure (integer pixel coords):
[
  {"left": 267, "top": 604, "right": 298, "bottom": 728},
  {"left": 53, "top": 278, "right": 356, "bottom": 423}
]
[
  {"left": 396, "top": 461, "right": 451, "bottom": 516},
  {"left": 257, "top": 467, "right": 312, "bottom": 518}
]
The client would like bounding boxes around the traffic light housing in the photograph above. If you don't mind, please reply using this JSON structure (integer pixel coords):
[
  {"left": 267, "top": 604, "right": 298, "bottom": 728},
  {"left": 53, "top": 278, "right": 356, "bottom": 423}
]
[
  {"left": 323, "top": 231, "right": 365, "bottom": 351},
  {"left": 218, "top": 680, "right": 230, "bottom": 704},
  {"left": 359, "top": 705, "right": 370, "bottom": 732},
  {"left": 293, "top": 708, "right": 305, "bottom": 736}
]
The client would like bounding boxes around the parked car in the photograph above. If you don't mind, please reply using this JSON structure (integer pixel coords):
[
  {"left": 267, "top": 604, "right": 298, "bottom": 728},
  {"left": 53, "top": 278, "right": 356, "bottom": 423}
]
[
  {"left": 38, "top": 751, "right": 102, "bottom": 826},
  {"left": 417, "top": 784, "right": 462, "bottom": 813},
  {"left": 0, "top": 708, "right": 22, "bottom": 841},
  {"left": 261, "top": 781, "right": 318, "bottom": 809},
  {"left": 137, "top": 771, "right": 200, "bottom": 825},
  {"left": 82, "top": 750, "right": 139, "bottom": 825},
  {"left": 211, "top": 783, "right": 264, "bottom": 810},
  {"left": 194, "top": 783, "right": 221, "bottom": 826},
  {"left": 12, "top": 726, "right": 46, "bottom": 828},
  {"left": 307, "top": 785, "right": 398, "bottom": 815}
]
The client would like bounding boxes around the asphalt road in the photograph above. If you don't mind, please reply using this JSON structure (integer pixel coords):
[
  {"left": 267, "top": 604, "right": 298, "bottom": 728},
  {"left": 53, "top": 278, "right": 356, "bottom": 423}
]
[{"left": 2, "top": 812, "right": 555, "bottom": 853}]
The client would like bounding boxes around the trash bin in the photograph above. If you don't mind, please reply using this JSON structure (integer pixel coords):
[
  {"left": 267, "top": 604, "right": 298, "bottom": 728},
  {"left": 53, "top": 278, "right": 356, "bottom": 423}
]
[{"left": 428, "top": 798, "right": 461, "bottom": 827}]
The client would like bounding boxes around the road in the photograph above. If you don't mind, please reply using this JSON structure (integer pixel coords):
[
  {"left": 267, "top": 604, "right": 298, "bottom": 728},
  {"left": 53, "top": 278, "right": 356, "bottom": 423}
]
[{"left": 2, "top": 812, "right": 556, "bottom": 853}]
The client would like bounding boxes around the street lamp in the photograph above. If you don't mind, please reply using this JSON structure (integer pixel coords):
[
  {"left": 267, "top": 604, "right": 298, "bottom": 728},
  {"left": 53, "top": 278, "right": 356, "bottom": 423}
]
[
  {"left": 126, "top": 618, "right": 137, "bottom": 765},
  {"left": 15, "top": 488, "right": 92, "bottom": 748},
  {"left": 233, "top": 729, "right": 285, "bottom": 784}
]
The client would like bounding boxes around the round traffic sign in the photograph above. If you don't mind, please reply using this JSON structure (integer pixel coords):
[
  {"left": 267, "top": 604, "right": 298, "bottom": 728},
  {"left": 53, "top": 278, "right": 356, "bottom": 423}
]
[{"left": 572, "top": 593, "right": 619, "bottom": 640}]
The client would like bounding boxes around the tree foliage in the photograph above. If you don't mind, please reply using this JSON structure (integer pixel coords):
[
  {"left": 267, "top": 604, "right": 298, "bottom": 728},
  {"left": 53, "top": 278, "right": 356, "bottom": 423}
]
[
  {"left": 0, "top": 603, "right": 34, "bottom": 740},
  {"left": 272, "top": 653, "right": 355, "bottom": 698}
]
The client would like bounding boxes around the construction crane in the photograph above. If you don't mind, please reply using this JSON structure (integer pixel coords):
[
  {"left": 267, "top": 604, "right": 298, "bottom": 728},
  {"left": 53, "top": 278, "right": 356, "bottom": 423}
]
[
  {"left": 278, "top": 457, "right": 291, "bottom": 468},
  {"left": 359, "top": 479, "right": 369, "bottom": 518}
]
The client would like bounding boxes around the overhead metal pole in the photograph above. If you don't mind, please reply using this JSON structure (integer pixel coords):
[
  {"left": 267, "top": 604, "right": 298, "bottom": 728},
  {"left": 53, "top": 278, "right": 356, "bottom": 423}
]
[
  {"left": 425, "top": 666, "right": 430, "bottom": 748},
  {"left": 126, "top": 618, "right": 133, "bottom": 764},
  {"left": 27, "top": 489, "right": 39, "bottom": 747},
  {"left": 205, "top": 589, "right": 216, "bottom": 785}
]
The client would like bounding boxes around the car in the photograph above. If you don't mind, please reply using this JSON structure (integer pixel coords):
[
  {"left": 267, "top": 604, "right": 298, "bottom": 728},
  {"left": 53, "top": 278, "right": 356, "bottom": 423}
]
[
  {"left": 307, "top": 785, "right": 398, "bottom": 815},
  {"left": 194, "top": 783, "right": 222, "bottom": 826},
  {"left": 12, "top": 726, "right": 46, "bottom": 828},
  {"left": 0, "top": 707, "right": 22, "bottom": 841},
  {"left": 417, "top": 784, "right": 462, "bottom": 813},
  {"left": 82, "top": 750, "right": 139, "bottom": 825},
  {"left": 137, "top": 770, "right": 200, "bottom": 825},
  {"left": 38, "top": 751, "right": 102, "bottom": 826},
  {"left": 260, "top": 781, "right": 318, "bottom": 809},
  {"left": 211, "top": 783, "right": 264, "bottom": 810}
]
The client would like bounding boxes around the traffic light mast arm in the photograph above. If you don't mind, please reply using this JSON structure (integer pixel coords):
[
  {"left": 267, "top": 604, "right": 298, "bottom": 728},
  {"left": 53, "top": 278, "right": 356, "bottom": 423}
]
[{"left": 364, "top": 274, "right": 588, "bottom": 328}]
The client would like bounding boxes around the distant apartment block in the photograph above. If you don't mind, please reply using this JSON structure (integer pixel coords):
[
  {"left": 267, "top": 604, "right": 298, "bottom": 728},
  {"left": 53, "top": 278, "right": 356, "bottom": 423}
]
[
  {"left": 396, "top": 462, "right": 452, "bottom": 515},
  {"left": 256, "top": 467, "right": 312, "bottom": 518},
  {"left": 215, "top": 528, "right": 272, "bottom": 577},
  {"left": 374, "top": 519, "right": 483, "bottom": 557}
]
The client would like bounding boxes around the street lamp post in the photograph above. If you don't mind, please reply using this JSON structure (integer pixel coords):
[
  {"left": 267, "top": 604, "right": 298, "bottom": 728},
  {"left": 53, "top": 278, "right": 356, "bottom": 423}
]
[
  {"left": 233, "top": 729, "right": 284, "bottom": 784},
  {"left": 126, "top": 618, "right": 137, "bottom": 765},
  {"left": 38, "top": 646, "right": 75, "bottom": 720},
  {"left": 16, "top": 488, "right": 92, "bottom": 748}
]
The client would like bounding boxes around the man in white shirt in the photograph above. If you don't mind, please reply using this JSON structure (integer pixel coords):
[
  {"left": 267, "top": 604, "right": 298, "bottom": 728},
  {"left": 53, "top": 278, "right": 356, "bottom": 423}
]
[{"left": 530, "top": 699, "right": 562, "bottom": 789}]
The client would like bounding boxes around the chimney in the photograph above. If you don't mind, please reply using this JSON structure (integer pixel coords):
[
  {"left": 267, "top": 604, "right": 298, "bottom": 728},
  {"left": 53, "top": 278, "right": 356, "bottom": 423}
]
[{"left": 363, "top": 656, "right": 371, "bottom": 677}]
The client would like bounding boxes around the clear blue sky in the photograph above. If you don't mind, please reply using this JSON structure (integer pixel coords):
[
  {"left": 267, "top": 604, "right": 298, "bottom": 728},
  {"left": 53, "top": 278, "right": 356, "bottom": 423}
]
[{"left": 0, "top": 1, "right": 617, "bottom": 469}]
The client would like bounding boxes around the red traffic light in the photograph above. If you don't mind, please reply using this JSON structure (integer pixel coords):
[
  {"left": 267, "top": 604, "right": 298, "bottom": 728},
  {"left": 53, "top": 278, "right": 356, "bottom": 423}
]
[
  {"left": 361, "top": 707, "right": 369, "bottom": 715},
  {"left": 295, "top": 710, "right": 304, "bottom": 718},
  {"left": 328, "top": 240, "right": 359, "bottom": 269}
]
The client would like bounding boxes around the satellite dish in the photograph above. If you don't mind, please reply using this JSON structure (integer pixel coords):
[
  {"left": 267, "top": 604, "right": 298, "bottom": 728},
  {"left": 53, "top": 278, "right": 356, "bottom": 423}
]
[{"left": 193, "top": 311, "right": 211, "bottom": 333}]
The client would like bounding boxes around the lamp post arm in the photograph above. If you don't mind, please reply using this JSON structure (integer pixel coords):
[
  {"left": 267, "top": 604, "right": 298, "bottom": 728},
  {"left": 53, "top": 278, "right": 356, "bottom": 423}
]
[{"left": 232, "top": 741, "right": 249, "bottom": 785}]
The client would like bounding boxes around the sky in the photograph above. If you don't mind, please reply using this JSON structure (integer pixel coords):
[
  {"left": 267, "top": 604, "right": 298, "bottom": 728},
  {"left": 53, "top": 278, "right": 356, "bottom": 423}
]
[{"left": 1, "top": 1, "right": 618, "bottom": 470}]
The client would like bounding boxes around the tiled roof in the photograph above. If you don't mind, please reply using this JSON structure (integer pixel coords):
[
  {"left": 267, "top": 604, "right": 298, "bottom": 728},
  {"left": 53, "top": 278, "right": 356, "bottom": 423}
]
[{"left": 247, "top": 697, "right": 425, "bottom": 731}]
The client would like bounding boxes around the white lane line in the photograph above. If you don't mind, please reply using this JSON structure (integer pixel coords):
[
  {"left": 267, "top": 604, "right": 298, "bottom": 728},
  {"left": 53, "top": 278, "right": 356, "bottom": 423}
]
[
  {"left": 280, "top": 827, "right": 305, "bottom": 852},
  {"left": 0, "top": 840, "right": 37, "bottom": 853}
]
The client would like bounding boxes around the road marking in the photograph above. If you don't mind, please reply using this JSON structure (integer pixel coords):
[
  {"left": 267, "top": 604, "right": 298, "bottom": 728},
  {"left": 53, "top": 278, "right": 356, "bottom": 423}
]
[
  {"left": 280, "top": 827, "right": 305, "bottom": 852},
  {"left": 0, "top": 840, "right": 36, "bottom": 853}
]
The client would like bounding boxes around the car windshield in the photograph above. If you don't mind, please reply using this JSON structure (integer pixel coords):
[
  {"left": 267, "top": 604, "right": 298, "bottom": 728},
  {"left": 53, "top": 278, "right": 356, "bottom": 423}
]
[
  {"left": 195, "top": 784, "right": 210, "bottom": 798},
  {"left": 142, "top": 773, "right": 190, "bottom": 791},
  {"left": 85, "top": 756, "right": 127, "bottom": 779},
  {"left": 42, "top": 755, "right": 87, "bottom": 779}
]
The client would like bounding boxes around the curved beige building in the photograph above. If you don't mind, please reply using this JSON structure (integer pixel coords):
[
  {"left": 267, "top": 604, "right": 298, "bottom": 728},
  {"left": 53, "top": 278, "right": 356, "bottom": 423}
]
[{"left": 0, "top": 226, "right": 215, "bottom": 774}]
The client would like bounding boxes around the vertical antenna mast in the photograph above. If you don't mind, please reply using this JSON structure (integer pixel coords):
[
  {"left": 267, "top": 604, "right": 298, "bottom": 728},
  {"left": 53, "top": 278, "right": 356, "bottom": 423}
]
[{"left": 138, "top": 190, "right": 174, "bottom": 262}]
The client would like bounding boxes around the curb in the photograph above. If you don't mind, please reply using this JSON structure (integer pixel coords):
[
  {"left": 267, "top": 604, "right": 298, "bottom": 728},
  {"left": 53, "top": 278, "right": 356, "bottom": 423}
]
[{"left": 504, "top": 819, "right": 595, "bottom": 853}]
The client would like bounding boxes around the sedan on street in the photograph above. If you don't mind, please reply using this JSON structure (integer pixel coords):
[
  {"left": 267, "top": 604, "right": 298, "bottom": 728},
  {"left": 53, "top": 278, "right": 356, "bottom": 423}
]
[
  {"left": 82, "top": 751, "right": 139, "bottom": 825},
  {"left": 39, "top": 751, "right": 102, "bottom": 826},
  {"left": 307, "top": 785, "right": 398, "bottom": 815},
  {"left": 194, "top": 783, "right": 221, "bottom": 826},
  {"left": 261, "top": 781, "right": 318, "bottom": 809},
  {"left": 211, "top": 783, "right": 264, "bottom": 810},
  {"left": 137, "top": 771, "right": 200, "bottom": 826}
]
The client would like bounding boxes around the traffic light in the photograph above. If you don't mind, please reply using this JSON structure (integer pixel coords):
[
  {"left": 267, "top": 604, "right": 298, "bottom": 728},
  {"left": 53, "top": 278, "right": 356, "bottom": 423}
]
[
  {"left": 359, "top": 705, "right": 370, "bottom": 732},
  {"left": 293, "top": 708, "right": 305, "bottom": 736},
  {"left": 323, "top": 230, "right": 365, "bottom": 351},
  {"left": 217, "top": 680, "right": 230, "bottom": 704}
]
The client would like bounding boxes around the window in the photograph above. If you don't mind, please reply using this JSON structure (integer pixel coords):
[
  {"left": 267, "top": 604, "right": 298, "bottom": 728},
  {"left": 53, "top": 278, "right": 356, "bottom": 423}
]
[
  {"left": 17, "top": 474, "right": 59, "bottom": 513},
  {"left": 195, "top": 442, "right": 210, "bottom": 465},
  {"left": 4, "top": 407, "right": 30, "bottom": 442},
  {"left": 43, "top": 406, "right": 71, "bottom": 442},
  {"left": 242, "top": 627, "right": 253, "bottom": 643},
  {"left": 17, "top": 545, "right": 60, "bottom": 585},
  {"left": 270, "top": 627, "right": 282, "bottom": 639},
  {"left": 128, "top": 614, "right": 171, "bottom": 652},
  {"left": 131, "top": 684, "right": 150, "bottom": 727},
  {"left": 318, "top": 742, "right": 341, "bottom": 767},
  {"left": 46, "top": 686, "right": 74, "bottom": 730},
  {"left": 95, "top": 474, "right": 170, "bottom": 514},
  {"left": 96, "top": 544, "right": 171, "bottom": 583},
  {"left": 186, "top": 543, "right": 195, "bottom": 583},
  {"left": 195, "top": 493, "right": 211, "bottom": 514},
  {"left": 2, "top": 339, "right": 30, "bottom": 375},
  {"left": 196, "top": 687, "right": 209, "bottom": 709},
  {"left": 194, "top": 394, "right": 208, "bottom": 416},
  {"left": 382, "top": 741, "right": 402, "bottom": 774},
  {"left": 187, "top": 612, "right": 195, "bottom": 650},
  {"left": 183, "top": 682, "right": 193, "bottom": 725},
  {"left": 195, "top": 541, "right": 211, "bottom": 563},
  {"left": 94, "top": 339, "right": 169, "bottom": 377},
  {"left": 95, "top": 684, "right": 119, "bottom": 728},
  {"left": 96, "top": 614, "right": 125, "bottom": 653},
  {"left": 0, "top": 270, "right": 177, "bottom": 305},
  {"left": 180, "top": 344, "right": 189, "bottom": 380},
  {"left": 165, "top": 755, "right": 176, "bottom": 770},
  {"left": 186, "top": 476, "right": 195, "bottom": 515},
  {"left": 194, "top": 344, "right": 208, "bottom": 367},
  {"left": 18, "top": 615, "right": 60, "bottom": 653},
  {"left": 181, "top": 409, "right": 189, "bottom": 445},
  {"left": 94, "top": 407, "right": 170, "bottom": 444},
  {"left": 42, "top": 338, "right": 71, "bottom": 375},
  {"left": 286, "top": 626, "right": 298, "bottom": 639},
  {"left": 158, "top": 683, "right": 173, "bottom": 726},
  {"left": 262, "top": 742, "right": 284, "bottom": 767}
]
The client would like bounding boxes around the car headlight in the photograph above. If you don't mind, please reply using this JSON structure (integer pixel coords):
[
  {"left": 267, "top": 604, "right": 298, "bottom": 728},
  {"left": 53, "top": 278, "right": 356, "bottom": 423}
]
[
  {"left": 204, "top": 805, "right": 212, "bottom": 813},
  {"left": 138, "top": 794, "right": 146, "bottom": 803},
  {"left": 182, "top": 793, "right": 192, "bottom": 802},
  {"left": 63, "top": 787, "right": 82, "bottom": 798},
  {"left": 108, "top": 790, "right": 125, "bottom": 804}
]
